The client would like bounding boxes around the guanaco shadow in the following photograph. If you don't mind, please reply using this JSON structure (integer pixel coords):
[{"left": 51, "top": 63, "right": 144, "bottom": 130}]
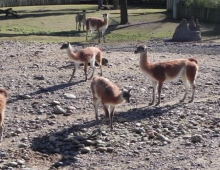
[
  {"left": 30, "top": 102, "right": 181, "bottom": 168},
  {"left": 7, "top": 80, "right": 84, "bottom": 104}
]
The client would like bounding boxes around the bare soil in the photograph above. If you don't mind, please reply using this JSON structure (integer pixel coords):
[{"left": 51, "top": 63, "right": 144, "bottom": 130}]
[{"left": 0, "top": 40, "right": 219, "bottom": 170}]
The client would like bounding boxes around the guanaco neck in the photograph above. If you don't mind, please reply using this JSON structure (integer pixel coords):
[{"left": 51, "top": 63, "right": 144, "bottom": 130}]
[
  {"left": 82, "top": 12, "right": 86, "bottom": 22},
  {"left": 140, "top": 50, "right": 150, "bottom": 69},
  {"left": 67, "top": 45, "right": 79, "bottom": 61},
  {"left": 103, "top": 17, "right": 108, "bottom": 27}
]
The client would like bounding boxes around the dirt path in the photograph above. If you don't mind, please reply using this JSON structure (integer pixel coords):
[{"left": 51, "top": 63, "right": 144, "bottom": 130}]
[{"left": 0, "top": 41, "right": 219, "bottom": 170}]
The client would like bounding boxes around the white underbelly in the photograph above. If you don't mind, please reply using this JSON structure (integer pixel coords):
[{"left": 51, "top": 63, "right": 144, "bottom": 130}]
[{"left": 141, "top": 69, "right": 157, "bottom": 81}]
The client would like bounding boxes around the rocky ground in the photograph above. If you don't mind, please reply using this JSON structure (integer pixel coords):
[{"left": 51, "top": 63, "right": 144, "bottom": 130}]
[{"left": 0, "top": 40, "right": 219, "bottom": 170}]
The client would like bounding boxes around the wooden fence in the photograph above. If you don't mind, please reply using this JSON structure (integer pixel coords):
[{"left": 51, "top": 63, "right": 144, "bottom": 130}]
[
  {"left": 0, "top": 0, "right": 80, "bottom": 7},
  {"left": 177, "top": 2, "right": 220, "bottom": 23}
]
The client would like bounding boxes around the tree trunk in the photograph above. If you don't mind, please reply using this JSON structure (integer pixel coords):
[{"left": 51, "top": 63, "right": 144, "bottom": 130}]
[
  {"left": 113, "top": 0, "right": 119, "bottom": 9},
  {"left": 98, "top": 0, "right": 103, "bottom": 9},
  {"left": 120, "top": 0, "right": 129, "bottom": 24}
]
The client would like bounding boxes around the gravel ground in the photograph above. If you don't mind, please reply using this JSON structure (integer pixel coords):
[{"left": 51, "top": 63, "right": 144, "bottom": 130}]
[{"left": 0, "top": 40, "right": 220, "bottom": 170}]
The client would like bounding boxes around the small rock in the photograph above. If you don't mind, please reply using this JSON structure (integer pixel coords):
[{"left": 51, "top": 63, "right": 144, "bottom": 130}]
[
  {"left": 117, "top": 117, "right": 126, "bottom": 123},
  {"left": 77, "top": 144, "right": 85, "bottom": 148},
  {"left": 20, "top": 94, "right": 32, "bottom": 99},
  {"left": 80, "top": 147, "right": 91, "bottom": 154},
  {"left": 136, "top": 123, "right": 142, "bottom": 127},
  {"left": 74, "top": 136, "right": 86, "bottom": 141},
  {"left": 54, "top": 162, "right": 63, "bottom": 167},
  {"left": 53, "top": 105, "right": 66, "bottom": 114},
  {"left": 15, "top": 128, "right": 23, "bottom": 134},
  {"left": 72, "top": 139, "right": 80, "bottom": 145},
  {"left": 7, "top": 162, "right": 18, "bottom": 167},
  {"left": 205, "top": 82, "right": 213, "bottom": 85},
  {"left": 191, "top": 134, "right": 203, "bottom": 143},
  {"left": 0, "top": 151, "right": 8, "bottom": 157},
  {"left": 49, "top": 135, "right": 57, "bottom": 142},
  {"left": 156, "top": 134, "right": 170, "bottom": 142},
  {"left": 82, "top": 140, "right": 95, "bottom": 146},
  {"left": 18, "top": 143, "right": 28, "bottom": 148},
  {"left": 96, "top": 147, "right": 107, "bottom": 152},
  {"left": 51, "top": 101, "right": 60, "bottom": 105},
  {"left": 107, "top": 147, "right": 114, "bottom": 153},
  {"left": 145, "top": 157, "right": 150, "bottom": 160},
  {"left": 34, "top": 75, "right": 45, "bottom": 80},
  {"left": 63, "top": 93, "right": 76, "bottom": 99},
  {"left": 17, "top": 159, "right": 25, "bottom": 165},
  {"left": 133, "top": 128, "right": 145, "bottom": 134}
]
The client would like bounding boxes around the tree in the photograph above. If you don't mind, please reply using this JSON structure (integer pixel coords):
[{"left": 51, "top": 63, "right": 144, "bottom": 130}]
[
  {"left": 120, "top": 0, "right": 129, "bottom": 24},
  {"left": 98, "top": 0, "right": 103, "bottom": 9},
  {"left": 113, "top": 0, "right": 119, "bottom": 9}
]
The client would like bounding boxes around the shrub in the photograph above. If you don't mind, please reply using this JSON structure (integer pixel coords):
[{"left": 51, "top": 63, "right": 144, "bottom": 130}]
[{"left": 184, "top": 0, "right": 220, "bottom": 8}]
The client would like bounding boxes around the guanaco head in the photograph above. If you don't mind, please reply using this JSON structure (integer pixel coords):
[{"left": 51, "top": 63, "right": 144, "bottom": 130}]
[
  {"left": 60, "top": 42, "right": 70, "bottom": 50},
  {"left": 0, "top": 88, "right": 8, "bottom": 98},
  {"left": 134, "top": 45, "right": 147, "bottom": 54},
  {"left": 103, "top": 13, "right": 109, "bottom": 19},
  {"left": 82, "top": 9, "right": 86, "bottom": 13},
  {"left": 122, "top": 89, "right": 132, "bottom": 103}
]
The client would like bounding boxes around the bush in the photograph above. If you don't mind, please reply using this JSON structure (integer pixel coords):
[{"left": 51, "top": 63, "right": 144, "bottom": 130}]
[{"left": 184, "top": 0, "right": 220, "bottom": 8}]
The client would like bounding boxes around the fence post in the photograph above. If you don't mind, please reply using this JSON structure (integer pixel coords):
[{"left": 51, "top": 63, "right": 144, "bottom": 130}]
[{"left": 173, "top": 0, "right": 180, "bottom": 19}]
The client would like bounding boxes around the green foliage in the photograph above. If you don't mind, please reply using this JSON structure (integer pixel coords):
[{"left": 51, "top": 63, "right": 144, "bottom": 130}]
[{"left": 184, "top": 0, "right": 220, "bottom": 8}]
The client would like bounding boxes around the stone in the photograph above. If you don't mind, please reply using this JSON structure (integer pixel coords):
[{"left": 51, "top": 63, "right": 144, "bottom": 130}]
[
  {"left": 53, "top": 105, "right": 66, "bottom": 114},
  {"left": 82, "top": 140, "right": 95, "bottom": 146},
  {"left": 17, "top": 159, "right": 25, "bottom": 165},
  {"left": 15, "top": 128, "right": 23, "bottom": 134},
  {"left": 156, "top": 134, "right": 170, "bottom": 142},
  {"left": 72, "top": 139, "right": 80, "bottom": 145},
  {"left": 18, "top": 143, "right": 28, "bottom": 148},
  {"left": 80, "top": 147, "right": 91, "bottom": 154},
  {"left": 63, "top": 93, "right": 76, "bottom": 99},
  {"left": 49, "top": 135, "right": 57, "bottom": 142},
  {"left": 0, "top": 151, "right": 8, "bottom": 157},
  {"left": 117, "top": 117, "right": 127, "bottom": 123},
  {"left": 107, "top": 147, "right": 114, "bottom": 153},
  {"left": 191, "top": 134, "right": 203, "bottom": 143},
  {"left": 7, "top": 162, "right": 18, "bottom": 167},
  {"left": 54, "top": 162, "right": 63, "bottom": 167},
  {"left": 96, "top": 147, "right": 107, "bottom": 152},
  {"left": 51, "top": 101, "right": 60, "bottom": 105}
]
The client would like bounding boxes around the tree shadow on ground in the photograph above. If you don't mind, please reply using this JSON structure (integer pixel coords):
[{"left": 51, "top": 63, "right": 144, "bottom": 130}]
[
  {"left": 30, "top": 102, "right": 181, "bottom": 169},
  {"left": 0, "top": 8, "right": 97, "bottom": 20}
]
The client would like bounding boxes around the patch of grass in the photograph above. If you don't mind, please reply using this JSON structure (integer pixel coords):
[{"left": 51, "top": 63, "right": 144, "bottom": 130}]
[{"left": 0, "top": 5, "right": 219, "bottom": 43}]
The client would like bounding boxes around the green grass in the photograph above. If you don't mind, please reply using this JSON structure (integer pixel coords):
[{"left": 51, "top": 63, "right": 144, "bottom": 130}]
[{"left": 0, "top": 5, "right": 219, "bottom": 43}]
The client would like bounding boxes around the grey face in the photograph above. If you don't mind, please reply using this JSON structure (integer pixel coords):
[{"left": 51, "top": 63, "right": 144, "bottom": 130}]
[
  {"left": 134, "top": 45, "right": 146, "bottom": 54},
  {"left": 60, "top": 42, "right": 69, "bottom": 50},
  {"left": 123, "top": 89, "right": 132, "bottom": 103},
  {"left": 82, "top": 9, "right": 86, "bottom": 13}
]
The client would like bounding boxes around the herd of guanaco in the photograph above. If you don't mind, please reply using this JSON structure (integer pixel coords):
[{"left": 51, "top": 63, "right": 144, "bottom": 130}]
[{"left": 0, "top": 9, "right": 199, "bottom": 142}]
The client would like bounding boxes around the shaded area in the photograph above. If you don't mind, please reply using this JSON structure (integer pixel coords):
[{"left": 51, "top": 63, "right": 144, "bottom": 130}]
[
  {"left": 0, "top": 8, "right": 20, "bottom": 18},
  {"left": 7, "top": 80, "right": 84, "bottom": 104},
  {"left": 0, "top": 7, "right": 97, "bottom": 20},
  {"left": 30, "top": 102, "right": 181, "bottom": 168}
]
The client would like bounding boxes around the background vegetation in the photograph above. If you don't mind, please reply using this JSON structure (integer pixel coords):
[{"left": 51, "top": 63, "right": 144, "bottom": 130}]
[
  {"left": 0, "top": 5, "right": 219, "bottom": 43},
  {"left": 185, "top": 0, "right": 220, "bottom": 8}
]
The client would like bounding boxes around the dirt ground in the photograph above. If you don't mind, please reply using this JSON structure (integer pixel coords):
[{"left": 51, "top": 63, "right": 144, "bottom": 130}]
[{"left": 0, "top": 40, "right": 220, "bottom": 170}]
